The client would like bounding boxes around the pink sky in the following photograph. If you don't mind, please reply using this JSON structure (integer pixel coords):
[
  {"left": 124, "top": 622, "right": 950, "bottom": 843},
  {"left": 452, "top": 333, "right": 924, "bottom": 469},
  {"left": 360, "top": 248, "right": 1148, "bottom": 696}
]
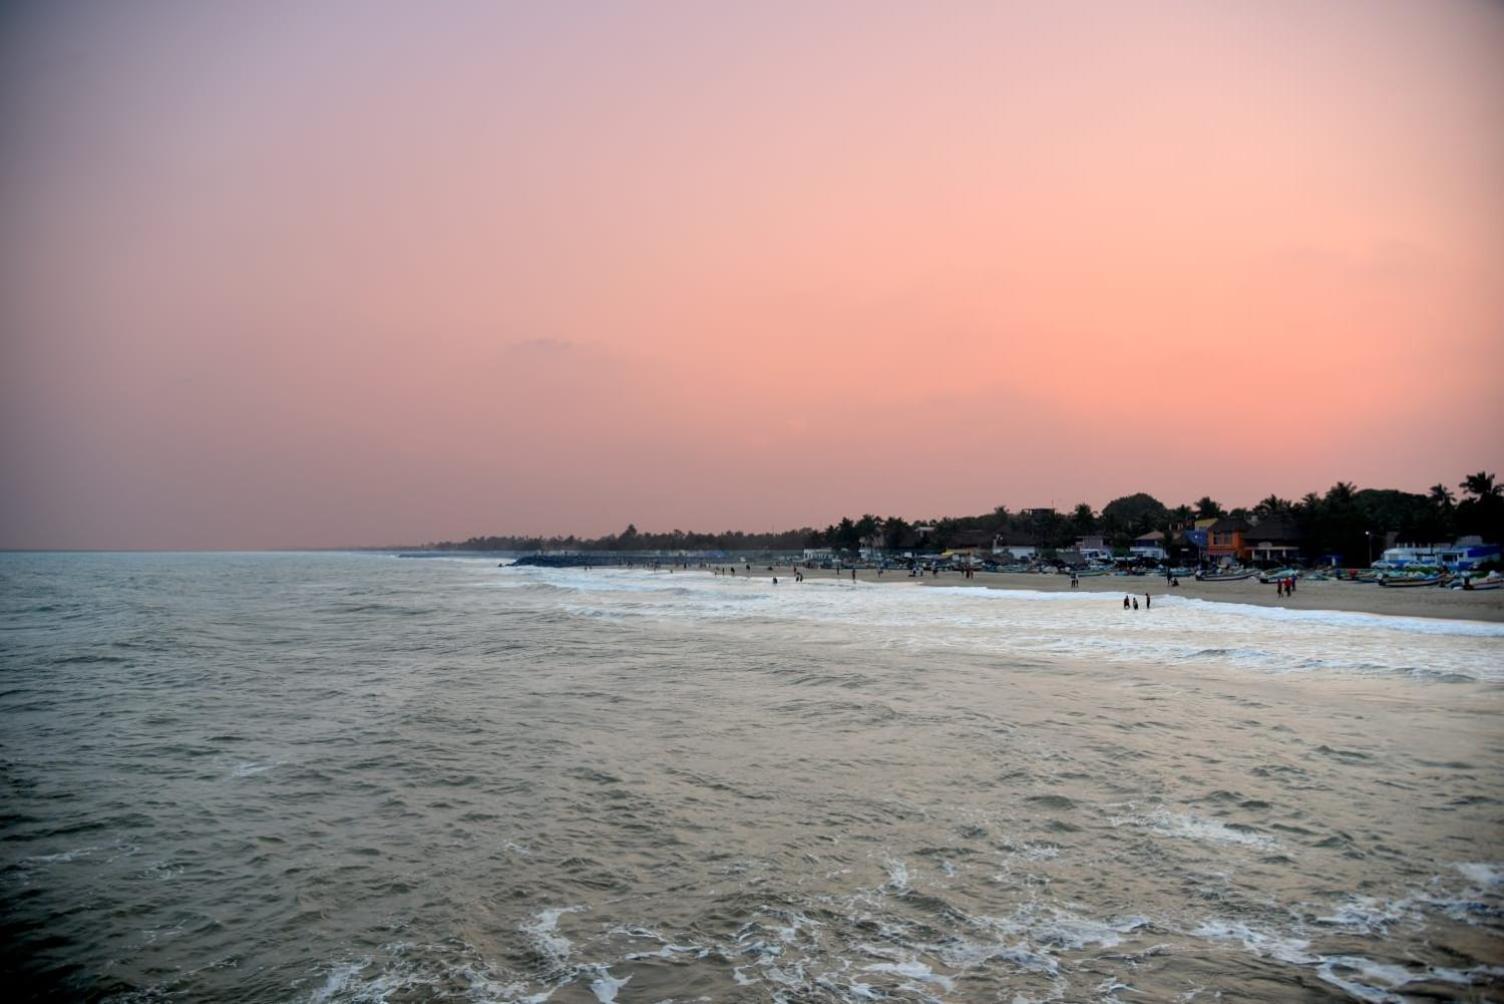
[{"left": 3, "top": 1, "right": 1502, "bottom": 548}]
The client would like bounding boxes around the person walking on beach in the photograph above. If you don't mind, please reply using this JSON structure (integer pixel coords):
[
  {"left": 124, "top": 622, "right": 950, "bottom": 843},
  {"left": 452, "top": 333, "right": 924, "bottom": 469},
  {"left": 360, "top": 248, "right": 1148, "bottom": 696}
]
[{"left": 851, "top": 568, "right": 857, "bottom": 582}]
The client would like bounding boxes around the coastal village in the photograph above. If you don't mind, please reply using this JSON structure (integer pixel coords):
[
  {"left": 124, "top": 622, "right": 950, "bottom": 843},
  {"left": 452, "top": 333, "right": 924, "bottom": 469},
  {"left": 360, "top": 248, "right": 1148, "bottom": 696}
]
[
  {"left": 795, "top": 516, "right": 1502, "bottom": 586},
  {"left": 446, "top": 472, "right": 1504, "bottom": 591}
]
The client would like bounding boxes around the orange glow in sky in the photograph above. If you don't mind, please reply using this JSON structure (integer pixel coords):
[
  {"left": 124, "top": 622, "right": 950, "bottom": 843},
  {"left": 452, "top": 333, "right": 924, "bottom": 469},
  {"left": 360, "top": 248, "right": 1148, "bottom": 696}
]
[{"left": 2, "top": 1, "right": 1501, "bottom": 547}]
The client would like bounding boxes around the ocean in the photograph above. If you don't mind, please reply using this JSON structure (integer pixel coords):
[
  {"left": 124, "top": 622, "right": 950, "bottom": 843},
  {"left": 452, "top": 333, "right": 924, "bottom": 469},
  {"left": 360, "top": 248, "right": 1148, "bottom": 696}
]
[{"left": 1, "top": 552, "right": 1501, "bottom": 1002}]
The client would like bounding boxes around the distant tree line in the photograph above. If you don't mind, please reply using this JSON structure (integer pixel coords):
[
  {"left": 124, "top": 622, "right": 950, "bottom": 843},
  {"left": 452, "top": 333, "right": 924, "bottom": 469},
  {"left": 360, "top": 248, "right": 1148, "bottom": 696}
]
[
  {"left": 429, "top": 470, "right": 1503, "bottom": 567},
  {"left": 433, "top": 523, "right": 816, "bottom": 555}
]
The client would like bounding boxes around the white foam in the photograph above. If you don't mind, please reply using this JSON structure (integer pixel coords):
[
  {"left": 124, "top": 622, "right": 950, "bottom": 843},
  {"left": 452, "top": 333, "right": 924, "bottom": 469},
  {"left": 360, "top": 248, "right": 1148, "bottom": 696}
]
[
  {"left": 494, "top": 565, "right": 1504, "bottom": 680},
  {"left": 1314, "top": 895, "right": 1415, "bottom": 934},
  {"left": 21, "top": 846, "right": 99, "bottom": 864},
  {"left": 306, "top": 959, "right": 369, "bottom": 1003},
  {"left": 1193, "top": 920, "right": 1318, "bottom": 965},
  {"left": 1455, "top": 861, "right": 1503, "bottom": 887},
  {"left": 521, "top": 906, "right": 583, "bottom": 967},
  {"left": 1113, "top": 809, "right": 1277, "bottom": 850},
  {"left": 861, "top": 960, "right": 954, "bottom": 992},
  {"left": 587, "top": 968, "right": 630, "bottom": 1002},
  {"left": 1314, "top": 956, "right": 1421, "bottom": 1003},
  {"left": 977, "top": 906, "right": 1145, "bottom": 954},
  {"left": 1157, "top": 594, "right": 1504, "bottom": 638}
]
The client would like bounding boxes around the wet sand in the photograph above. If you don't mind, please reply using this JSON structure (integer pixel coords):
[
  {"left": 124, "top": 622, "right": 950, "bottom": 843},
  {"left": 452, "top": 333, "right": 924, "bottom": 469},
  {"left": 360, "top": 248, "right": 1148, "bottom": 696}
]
[{"left": 770, "top": 566, "right": 1504, "bottom": 622}]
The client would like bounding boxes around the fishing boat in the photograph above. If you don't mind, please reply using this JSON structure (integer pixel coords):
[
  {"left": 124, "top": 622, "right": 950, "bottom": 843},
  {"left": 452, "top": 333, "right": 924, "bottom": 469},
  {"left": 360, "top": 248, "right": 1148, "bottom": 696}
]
[
  {"left": 1378, "top": 574, "right": 1442, "bottom": 588},
  {"left": 1195, "top": 569, "right": 1258, "bottom": 582},
  {"left": 1451, "top": 573, "right": 1504, "bottom": 591},
  {"left": 1257, "top": 568, "right": 1299, "bottom": 584}
]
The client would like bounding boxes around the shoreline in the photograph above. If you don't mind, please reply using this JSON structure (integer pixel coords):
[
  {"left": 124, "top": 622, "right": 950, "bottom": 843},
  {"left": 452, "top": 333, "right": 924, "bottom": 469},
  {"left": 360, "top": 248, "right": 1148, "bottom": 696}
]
[{"left": 719, "top": 566, "right": 1504, "bottom": 623}]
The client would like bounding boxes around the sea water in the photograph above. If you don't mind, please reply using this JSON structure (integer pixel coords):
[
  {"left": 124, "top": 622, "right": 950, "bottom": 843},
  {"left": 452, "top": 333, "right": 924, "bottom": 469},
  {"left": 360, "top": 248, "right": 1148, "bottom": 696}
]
[{"left": 1, "top": 552, "right": 1501, "bottom": 1001}]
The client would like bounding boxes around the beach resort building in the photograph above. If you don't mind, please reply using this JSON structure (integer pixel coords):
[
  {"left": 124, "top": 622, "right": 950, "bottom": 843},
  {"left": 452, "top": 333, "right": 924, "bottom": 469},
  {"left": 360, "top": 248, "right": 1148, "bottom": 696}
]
[
  {"left": 1244, "top": 518, "right": 1302, "bottom": 565},
  {"left": 1130, "top": 530, "right": 1168, "bottom": 561},
  {"left": 1206, "top": 517, "right": 1250, "bottom": 564},
  {"left": 1380, "top": 538, "right": 1502, "bottom": 571}
]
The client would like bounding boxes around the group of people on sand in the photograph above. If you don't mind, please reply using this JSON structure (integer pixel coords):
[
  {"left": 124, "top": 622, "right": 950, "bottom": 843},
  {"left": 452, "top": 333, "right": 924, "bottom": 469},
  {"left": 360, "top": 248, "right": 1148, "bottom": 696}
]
[
  {"left": 1123, "top": 593, "right": 1152, "bottom": 611},
  {"left": 1274, "top": 576, "right": 1297, "bottom": 597}
]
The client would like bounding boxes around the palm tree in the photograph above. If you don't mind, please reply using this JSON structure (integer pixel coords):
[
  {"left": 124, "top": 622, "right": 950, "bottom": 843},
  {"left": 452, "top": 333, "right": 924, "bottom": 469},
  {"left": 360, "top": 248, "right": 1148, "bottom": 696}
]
[
  {"left": 1253, "top": 495, "right": 1292, "bottom": 518},
  {"left": 1429, "top": 483, "right": 1456, "bottom": 509},
  {"left": 1459, "top": 471, "right": 1500, "bottom": 500},
  {"left": 1326, "top": 482, "right": 1357, "bottom": 505},
  {"left": 1194, "top": 496, "right": 1225, "bottom": 519}
]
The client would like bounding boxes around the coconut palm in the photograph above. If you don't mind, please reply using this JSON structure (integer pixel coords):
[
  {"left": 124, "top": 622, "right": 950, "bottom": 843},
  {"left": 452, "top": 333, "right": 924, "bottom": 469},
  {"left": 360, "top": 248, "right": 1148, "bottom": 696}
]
[
  {"left": 1429, "top": 483, "right": 1456, "bottom": 509},
  {"left": 1326, "top": 482, "right": 1357, "bottom": 505},
  {"left": 1459, "top": 471, "right": 1500, "bottom": 500},
  {"left": 1253, "top": 495, "right": 1292, "bottom": 518}
]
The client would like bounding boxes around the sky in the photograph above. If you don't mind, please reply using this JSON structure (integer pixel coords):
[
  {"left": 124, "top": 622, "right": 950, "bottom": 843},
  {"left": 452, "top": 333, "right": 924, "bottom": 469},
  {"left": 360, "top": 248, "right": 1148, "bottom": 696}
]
[{"left": 2, "top": 0, "right": 1502, "bottom": 548}]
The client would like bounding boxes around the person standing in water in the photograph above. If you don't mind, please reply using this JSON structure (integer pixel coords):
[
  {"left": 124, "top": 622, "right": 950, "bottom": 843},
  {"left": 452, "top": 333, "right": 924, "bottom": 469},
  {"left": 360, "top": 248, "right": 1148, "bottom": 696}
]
[
  {"left": 1132, "top": 597, "right": 1139, "bottom": 610},
  {"left": 1145, "top": 593, "right": 1151, "bottom": 609},
  {"left": 1124, "top": 595, "right": 1131, "bottom": 609}
]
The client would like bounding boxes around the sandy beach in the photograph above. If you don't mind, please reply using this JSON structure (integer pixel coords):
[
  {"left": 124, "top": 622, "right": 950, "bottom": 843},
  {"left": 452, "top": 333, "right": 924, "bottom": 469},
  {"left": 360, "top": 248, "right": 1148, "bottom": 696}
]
[{"left": 767, "top": 566, "right": 1504, "bottom": 622}]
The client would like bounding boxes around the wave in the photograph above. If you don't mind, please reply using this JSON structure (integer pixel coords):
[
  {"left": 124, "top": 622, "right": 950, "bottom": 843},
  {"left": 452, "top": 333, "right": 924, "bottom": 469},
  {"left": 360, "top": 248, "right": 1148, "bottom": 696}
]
[
  {"left": 1156, "top": 594, "right": 1504, "bottom": 638},
  {"left": 496, "top": 566, "right": 1504, "bottom": 681}
]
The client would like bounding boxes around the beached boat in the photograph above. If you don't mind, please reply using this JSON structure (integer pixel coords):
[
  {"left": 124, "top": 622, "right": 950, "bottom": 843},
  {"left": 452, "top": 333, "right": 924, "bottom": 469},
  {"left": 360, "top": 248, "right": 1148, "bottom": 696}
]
[
  {"left": 1378, "top": 574, "right": 1443, "bottom": 588},
  {"left": 1195, "top": 569, "right": 1258, "bottom": 582},
  {"left": 1257, "top": 568, "right": 1299, "bottom": 584},
  {"left": 1450, "top": 573, "right": 1504, "bottom": 591}
]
